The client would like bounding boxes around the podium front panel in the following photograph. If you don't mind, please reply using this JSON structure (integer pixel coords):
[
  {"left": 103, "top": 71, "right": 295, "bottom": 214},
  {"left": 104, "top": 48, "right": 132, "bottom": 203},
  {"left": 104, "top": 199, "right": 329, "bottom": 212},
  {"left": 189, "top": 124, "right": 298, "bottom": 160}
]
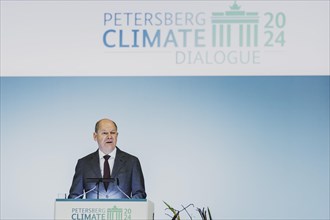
[{"left": 55, "top": 199, "right": 154, "bottom": 220}]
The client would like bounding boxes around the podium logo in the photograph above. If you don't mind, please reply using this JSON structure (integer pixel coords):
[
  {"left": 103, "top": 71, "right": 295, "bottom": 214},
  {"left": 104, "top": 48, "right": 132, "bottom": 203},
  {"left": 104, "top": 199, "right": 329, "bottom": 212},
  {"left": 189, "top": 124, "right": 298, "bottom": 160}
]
[
  {"left": 70, "top": 206, "right": 132, "bottom": 220},
  {"left": 107, "top": 206, "right": 132, "bottom": 220},
  {"left": 102, "top": 0, "right": 287, "bottom": 65}
]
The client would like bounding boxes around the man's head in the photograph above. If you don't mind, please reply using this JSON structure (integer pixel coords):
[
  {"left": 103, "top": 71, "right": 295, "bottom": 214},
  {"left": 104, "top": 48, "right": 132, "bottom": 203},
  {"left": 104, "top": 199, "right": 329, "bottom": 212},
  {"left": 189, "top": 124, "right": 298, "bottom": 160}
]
[{"left": 93, "top": 119, "right": 118, "bottom": 154}]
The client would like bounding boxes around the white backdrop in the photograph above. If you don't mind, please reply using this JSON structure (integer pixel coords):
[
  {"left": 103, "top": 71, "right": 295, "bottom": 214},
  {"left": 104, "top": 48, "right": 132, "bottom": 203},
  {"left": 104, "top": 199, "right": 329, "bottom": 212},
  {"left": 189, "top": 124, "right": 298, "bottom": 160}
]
[{"left": 1, "top": 0, "right": 329, "bottom": 76}]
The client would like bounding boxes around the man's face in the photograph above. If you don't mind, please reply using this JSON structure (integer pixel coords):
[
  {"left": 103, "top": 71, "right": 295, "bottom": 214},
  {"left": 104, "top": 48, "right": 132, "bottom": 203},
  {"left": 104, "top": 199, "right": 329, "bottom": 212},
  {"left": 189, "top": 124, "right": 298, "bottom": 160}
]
[{"left": 93, "top": 120, "right": 118, "bottom": 153}]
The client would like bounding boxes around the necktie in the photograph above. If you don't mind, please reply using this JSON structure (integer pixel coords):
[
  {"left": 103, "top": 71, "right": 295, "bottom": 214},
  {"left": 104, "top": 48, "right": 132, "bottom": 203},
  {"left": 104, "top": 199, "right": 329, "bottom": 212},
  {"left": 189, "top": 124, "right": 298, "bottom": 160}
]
[{"left": 103, "top": 155, "right": 111, "bottom": 191}]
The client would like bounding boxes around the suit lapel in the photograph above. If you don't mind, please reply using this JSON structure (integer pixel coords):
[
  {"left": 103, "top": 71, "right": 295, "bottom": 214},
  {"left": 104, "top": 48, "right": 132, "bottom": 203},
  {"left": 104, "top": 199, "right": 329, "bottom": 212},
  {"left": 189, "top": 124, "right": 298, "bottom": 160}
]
[
  {"left": 112, "top": 147, "right": 127, "bottom": 177},
  {"left": 88, "top": 150, "right": 102, "bottom": 178}
]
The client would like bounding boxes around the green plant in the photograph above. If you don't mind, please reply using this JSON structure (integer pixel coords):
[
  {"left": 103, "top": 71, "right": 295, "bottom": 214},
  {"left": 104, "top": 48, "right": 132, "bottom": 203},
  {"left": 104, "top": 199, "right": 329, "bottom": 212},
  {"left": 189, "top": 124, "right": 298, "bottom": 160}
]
[
  {"left": 197, "top": 207, "right": 213, "bottom": 220},
  {"left": 164, "top": 201, "right": 212, "bottom": 220}
]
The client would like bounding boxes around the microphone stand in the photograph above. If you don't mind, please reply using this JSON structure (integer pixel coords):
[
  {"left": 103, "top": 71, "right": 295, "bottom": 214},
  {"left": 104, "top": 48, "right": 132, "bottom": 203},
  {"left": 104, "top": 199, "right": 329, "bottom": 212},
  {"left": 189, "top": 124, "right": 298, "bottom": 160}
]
[
  {"left": 97, "top": 180, "right": 100, "bottom": 199},
  {"left": 86, "top": 177, "right": 113, "bottom": 199}
]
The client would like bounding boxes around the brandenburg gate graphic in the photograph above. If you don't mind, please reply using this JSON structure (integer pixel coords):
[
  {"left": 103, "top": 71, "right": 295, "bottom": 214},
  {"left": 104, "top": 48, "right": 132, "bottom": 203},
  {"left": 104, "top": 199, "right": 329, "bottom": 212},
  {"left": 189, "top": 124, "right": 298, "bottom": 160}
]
[
  {"left": 107, "top": 206, "right": 123, "bottom": 220},
  {"left": 212, "top": 1, "right": 259, "bottom": 47}
]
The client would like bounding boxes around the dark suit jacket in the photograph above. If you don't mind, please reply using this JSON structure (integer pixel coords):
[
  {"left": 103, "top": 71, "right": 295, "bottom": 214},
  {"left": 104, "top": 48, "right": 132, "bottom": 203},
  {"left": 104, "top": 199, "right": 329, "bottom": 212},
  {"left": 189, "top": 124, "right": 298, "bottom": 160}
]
[{"left": 68, "top": 147, "right": 146, "bottom": 199}]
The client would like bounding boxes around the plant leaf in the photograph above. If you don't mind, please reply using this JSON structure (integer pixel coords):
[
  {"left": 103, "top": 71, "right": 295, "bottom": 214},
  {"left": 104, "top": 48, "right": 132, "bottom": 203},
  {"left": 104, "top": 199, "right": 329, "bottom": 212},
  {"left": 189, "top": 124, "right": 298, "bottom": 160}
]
[
  {"left": 164, "top": 201, "right": 180, "bottom": 220},
  {"left": 164, "top": 201, "right": 176, "bottom": 215},
  {"left": 172, "top": 211, "right": 180, "bottom": 220},
  {"left": 207, "top": 207, "right": 212, "bottom": 220}
]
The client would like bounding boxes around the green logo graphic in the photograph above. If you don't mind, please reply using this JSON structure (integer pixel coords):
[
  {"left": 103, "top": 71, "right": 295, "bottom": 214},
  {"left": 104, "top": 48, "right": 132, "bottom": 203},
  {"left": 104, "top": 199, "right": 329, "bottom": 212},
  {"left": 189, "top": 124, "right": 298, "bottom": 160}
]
[
  {"left": 107, "top": 206, "right": 132, "bottom": 220},
  {"left": 212, "top": 0, "right": 259, "bottom": 47},
  {"left": 211, "top": 0, "right": 286, "bottom": 48}
]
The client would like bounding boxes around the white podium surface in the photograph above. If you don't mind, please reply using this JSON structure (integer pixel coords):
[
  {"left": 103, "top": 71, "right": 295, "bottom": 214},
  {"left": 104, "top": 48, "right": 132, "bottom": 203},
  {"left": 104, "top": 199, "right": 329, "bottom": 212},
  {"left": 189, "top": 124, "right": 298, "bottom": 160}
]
[{"left": 55, "top": 199, "right": 154, "bottom": 220}]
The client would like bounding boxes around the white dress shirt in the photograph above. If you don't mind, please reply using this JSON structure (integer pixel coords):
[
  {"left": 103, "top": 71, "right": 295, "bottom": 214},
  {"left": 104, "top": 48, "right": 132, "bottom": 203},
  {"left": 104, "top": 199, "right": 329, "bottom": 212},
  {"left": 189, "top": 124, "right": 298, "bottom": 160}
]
[{"left": 98, "top": 147, "right": 117, "bottom": 176}]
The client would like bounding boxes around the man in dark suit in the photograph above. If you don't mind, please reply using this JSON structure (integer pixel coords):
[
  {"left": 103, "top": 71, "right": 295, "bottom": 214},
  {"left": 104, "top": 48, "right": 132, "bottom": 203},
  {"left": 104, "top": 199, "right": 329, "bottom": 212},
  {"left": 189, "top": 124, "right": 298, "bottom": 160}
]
[{"left": 68, "top": 118, "right": 146, "bottom": 199}]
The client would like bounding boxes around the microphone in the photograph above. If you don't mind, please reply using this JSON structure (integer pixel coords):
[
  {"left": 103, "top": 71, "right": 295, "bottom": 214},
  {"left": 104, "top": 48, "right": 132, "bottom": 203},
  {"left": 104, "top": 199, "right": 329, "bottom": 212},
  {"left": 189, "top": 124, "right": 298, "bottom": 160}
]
[
  {"left": 115, "top": 178, "right": 131, "bottom": 199},
  {"left": 76, "top": 177, "right": 130, "bottom": 199},
  {"left": 86, "top": 177, "right": 116, "bottom": 199},
  {"left": 74, "top": 184, "right": 97, "bottom": 199}
]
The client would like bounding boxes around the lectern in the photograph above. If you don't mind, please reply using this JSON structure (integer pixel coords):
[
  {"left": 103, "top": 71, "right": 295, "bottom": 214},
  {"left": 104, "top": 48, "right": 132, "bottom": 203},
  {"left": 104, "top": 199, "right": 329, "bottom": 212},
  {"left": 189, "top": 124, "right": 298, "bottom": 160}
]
[{"left": 55, "top": 199, "right": 154, "bottom": 220}]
